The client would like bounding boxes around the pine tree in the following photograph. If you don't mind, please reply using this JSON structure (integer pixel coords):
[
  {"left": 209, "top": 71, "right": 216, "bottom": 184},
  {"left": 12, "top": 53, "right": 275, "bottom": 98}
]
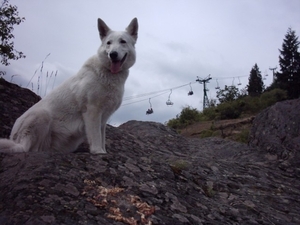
[
  {"left": 275, "top": 28, "right": 300, "bottom": 99},
  {"left": 247, "top": 63, "right": 264, "bottom": 96}
]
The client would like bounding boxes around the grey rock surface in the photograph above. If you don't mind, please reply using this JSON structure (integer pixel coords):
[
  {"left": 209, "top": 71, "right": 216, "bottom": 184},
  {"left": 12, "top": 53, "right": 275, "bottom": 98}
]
[{"left": 249, "top": 98, "right": 300, "bottom": 168}]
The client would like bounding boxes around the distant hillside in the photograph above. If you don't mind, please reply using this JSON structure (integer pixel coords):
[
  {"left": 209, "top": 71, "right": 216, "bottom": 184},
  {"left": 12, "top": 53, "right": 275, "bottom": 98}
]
[{"left": 181, "top": 116, "right": 254, "bottom": 142}]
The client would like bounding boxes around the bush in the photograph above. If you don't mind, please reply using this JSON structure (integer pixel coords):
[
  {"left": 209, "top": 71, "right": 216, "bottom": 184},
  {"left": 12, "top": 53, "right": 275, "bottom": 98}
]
[
  {"left": 236, "top": 129, "right": 250, "bottom": 143},
  {"left": 166, "top": 88, "right": 288, "bottom": 129},
  {"left": 166, "top": 118, "right": 181, "bottom": 129},
  {"left": 201, "top": 107, "right": 217, "bottom": 120},
  {"left": 200, "top": 129, "right": 214, "bottom": 138},
  {"left": 260, "top": 88, "right": 287, "bottom": 108},
  {"left": 166, "top": 106, "right": 201, "bottom": 129},
  {"left": 239, "top": 95, "right": 261, "bottom": 114},
  {"left": 216, "top": 102, "right": 242, "bottom": 119}
]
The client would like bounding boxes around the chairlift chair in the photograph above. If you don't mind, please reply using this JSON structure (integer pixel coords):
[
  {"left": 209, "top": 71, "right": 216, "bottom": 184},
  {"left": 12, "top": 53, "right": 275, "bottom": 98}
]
[
  {"left": 263, "top": 72, "right": 268, "bottom": 80},
  {"left": 146, "top": 98, "right": 154, "bottom": 115},
  {"left": 166, "top": 89, "right": 174, "bottom": 106},
  {"left": 146, "top": 108, "right": 154, "bottom": 115},
  {"left": 237, "top": 77, "right": 242, "bottom": 86},
  {"left": 215, "top": 79, "right": 220, "bottom": 89},
  {"left": 166, "top": 100, "right": 174, "bottom": 106},
  {"left": 188, "top": 83, "right": 194, "bottom": 95}
]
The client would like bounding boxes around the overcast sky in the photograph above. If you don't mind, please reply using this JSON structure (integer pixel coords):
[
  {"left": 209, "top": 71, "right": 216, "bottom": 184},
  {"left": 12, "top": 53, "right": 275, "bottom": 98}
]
[{"left": 2, "top": 0, "right": 300, "bottom": 126}]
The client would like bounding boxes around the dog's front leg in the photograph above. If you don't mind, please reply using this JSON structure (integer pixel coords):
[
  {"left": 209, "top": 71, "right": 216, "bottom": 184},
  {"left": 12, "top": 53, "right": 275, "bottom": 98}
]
[{"left": 83, "top": 109, "right": 106, "bottom": 154}]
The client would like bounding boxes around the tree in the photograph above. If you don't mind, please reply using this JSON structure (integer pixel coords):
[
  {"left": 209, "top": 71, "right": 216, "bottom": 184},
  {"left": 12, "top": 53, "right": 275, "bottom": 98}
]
[
  {"left": 216, "top": 85, "right": 240, "bottom": 103},
  {"left": 275, "top": 28, "right": 300, "bottom": 99},
  {"left": 0, "top": 0, "right": 25, "bottom": 67},
  {"left": 166, "top": 106, "right": 200, "bottom": 129},
  {"left": 247, "top": 63, "right": 264, "bottom": 96}
]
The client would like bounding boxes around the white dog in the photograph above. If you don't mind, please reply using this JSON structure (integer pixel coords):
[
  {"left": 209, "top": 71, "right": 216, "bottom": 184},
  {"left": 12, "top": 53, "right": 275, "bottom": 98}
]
[{"left": 0, "top": 18, "right": 138, "bottom": 154}]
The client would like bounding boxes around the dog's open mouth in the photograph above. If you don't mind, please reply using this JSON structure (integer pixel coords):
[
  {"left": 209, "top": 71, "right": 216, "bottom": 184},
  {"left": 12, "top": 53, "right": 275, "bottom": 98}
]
[{"left": 111, "top": 53, "right": 127, "bottom": 74}]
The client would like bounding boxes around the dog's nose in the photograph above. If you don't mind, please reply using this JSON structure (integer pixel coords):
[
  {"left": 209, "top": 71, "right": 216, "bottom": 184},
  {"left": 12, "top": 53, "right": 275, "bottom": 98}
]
[{"left": 109, "top": 51, "right": 118, "bottom": 61}]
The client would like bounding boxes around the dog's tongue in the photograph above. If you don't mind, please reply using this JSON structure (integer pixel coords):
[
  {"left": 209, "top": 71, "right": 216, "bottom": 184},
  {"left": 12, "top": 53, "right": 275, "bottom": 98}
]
[{"left": 111, "top": 61, "right": 121, "bottom": 74}]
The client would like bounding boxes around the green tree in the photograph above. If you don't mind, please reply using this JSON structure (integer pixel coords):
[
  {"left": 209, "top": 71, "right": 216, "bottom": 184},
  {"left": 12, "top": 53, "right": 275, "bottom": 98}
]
[
  {"left": 0, "top": 0, "right": 25, "bottom": 67},
  {"left": 166, "top": 106, "right": 200, "bottom": 129},
  {"left": 216, "top": 85, "right": 240, "bottom": 103},
  {"left": 275, "top": 28, "right": 300, "bottom": 99},
  {"left": 247, "top": 63, "right": 264, "bottom": 96}
]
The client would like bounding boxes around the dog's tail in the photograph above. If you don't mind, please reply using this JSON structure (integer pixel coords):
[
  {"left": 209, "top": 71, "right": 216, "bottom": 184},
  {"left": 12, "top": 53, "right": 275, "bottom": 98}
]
[{"left": 0, "top": 139, "right": 26, "bottom": 153}]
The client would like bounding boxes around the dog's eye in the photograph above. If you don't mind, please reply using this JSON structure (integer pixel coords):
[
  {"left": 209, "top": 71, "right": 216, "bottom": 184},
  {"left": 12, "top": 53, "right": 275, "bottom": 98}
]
[
  {"left": 120, "top": 40, "right": 127, "bottom": 44},
  {"left": 107, "top": 41, "right": 111, "bottom": 45}
]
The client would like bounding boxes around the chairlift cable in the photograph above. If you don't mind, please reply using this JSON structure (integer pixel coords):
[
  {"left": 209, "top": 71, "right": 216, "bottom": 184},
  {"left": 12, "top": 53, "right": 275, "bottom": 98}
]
[{"left": 121, "top": 74, "right": 249, "bottom": 107}]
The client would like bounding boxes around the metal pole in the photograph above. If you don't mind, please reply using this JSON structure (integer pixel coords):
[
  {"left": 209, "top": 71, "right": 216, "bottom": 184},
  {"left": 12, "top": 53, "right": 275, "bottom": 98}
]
[{"left": 196, "top": 75, "right": 212, "bottom": 110}]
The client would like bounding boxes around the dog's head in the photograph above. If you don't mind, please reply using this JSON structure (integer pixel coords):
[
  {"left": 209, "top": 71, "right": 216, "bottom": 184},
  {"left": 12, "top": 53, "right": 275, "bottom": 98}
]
[{"left": 97, "top": 18, "right": 138, "bottom": 74}]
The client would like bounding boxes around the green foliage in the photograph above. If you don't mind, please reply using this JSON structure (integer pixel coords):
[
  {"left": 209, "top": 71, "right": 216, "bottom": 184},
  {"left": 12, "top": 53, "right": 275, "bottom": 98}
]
[
  {"left": 0, "top": 0, "right": 25, "bottom": 66},
  {"left": 166, "top": 106, "right": 201, "bottom": 129},
  {"left": 216, "top": 85, "right": 240, "bottom": 103},
  {"left": 178, "top": 106, "right": 200, "bottom": 125},
  {"left": 215, "top": 88, "right": 287, "bottom": 120},
  {"left": 166, "top": 118, "right": 181, "bottom": 129},
  {"left": 275, "top": 28, "right": 300, "bottom": 99},
  {"left": 259, "top": 88, "right": 287, "bottom": 108},
  {"left": 166, "top": 88, "right": 288, "bottom": 129},
  {"left": 200, "top": 129, "right": 214, "bottom": 138},
  {"left": 169, "top": 159, "right": 189, "bottom": 171},
  {"left": 216, "top": 101, "right": 242, "bottom": 119},
  {"left": 201, "top": 106, "right": 217, "bottom": 120},
  {"left": 236, "top": 129, "right": 250, "bottom": 143},
  {"left": 247, "top": 63, "right": 264, "bottom": 96}
]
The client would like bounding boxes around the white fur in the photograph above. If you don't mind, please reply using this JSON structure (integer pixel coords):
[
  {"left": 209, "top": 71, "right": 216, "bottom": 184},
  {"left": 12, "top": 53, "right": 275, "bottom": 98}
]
[{"left": 0, "top": 18, "right": 138, "bottom": 154}]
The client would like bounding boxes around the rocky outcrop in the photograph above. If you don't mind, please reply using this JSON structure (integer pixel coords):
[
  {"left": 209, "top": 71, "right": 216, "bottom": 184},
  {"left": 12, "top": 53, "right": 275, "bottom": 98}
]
[
  {"left": 0, "top": 78, "right": 41, "bottom": 138},
  {"left": 249, "top": 98, "right": 300, "bottom": 169},
  {"left": 0, "top": 79, "right": 300, "bottom": 224}
]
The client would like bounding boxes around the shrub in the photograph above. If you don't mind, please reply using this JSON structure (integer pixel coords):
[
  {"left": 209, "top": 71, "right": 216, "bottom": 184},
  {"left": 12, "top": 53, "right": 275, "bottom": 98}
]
[
  {"left": 200, "top": 129, "right": 214, "bottom": 138},
  {"left": 166, "top": 89, "right": 288, "bottom": 129},
  {"left": 167, "top": 106, "right": 201, "bottom": 129},
  {"left": 217, "top": 102, "right": 242, "bottom": 119},
  {"left": 260, "top": 88, "right": 287, "bottom": 108},
  {"left": 236, "top": 129, "right": 250, "bottom": 143},
  {"left": 166, "top": 118, "right": 181, "bottom": 129},
  {"left": 201, "top": 107, "right": 217, "bottom": 120}
]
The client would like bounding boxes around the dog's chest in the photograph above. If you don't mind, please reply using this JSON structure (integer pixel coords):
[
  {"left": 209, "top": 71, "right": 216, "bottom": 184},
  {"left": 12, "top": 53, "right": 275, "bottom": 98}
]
[{"left": 90, "top": 82, "right": 124, "bottom": 112}]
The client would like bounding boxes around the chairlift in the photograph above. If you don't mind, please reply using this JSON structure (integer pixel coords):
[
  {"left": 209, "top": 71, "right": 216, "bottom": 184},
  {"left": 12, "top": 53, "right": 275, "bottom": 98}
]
[
  {"left": 232, "top": 77, "right": 235, "bottom": 86},
  {"left": 188, "top": 83, "right": 194, "bottom": 95},
  {"left": 263, "top": 71, "right": 268, "bottom": 80},
  {"left": 146, "top": 98, "right": 154, "bottom": 115},
  {"left": 166, "top": 89, "right": 174, "bottom": 106},
  {"left": 237, "top": 77, "right": 242, "bottom": 86},
  {"left": 215, "top": 79, "right": 220, "bottom": 89},
  {"left": 264, "top": 70, "right": 268, "bottom": 76}
]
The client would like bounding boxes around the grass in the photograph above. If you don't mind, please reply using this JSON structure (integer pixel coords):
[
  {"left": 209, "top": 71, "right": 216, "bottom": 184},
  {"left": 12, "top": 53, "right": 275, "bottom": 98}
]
[{"left": 169, "top": 159, "right": 190, "bottom": 174}]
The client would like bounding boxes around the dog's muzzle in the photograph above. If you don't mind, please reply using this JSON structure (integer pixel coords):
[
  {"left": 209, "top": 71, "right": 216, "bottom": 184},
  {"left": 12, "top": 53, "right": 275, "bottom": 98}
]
[{"left": 109, "top": 51, "right": 127, "bottom": 74}]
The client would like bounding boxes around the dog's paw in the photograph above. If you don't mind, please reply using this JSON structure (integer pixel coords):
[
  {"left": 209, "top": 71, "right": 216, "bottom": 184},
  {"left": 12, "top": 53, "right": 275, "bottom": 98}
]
[{"left": 90, "top": 148, "right": 107, "bottom": 154}]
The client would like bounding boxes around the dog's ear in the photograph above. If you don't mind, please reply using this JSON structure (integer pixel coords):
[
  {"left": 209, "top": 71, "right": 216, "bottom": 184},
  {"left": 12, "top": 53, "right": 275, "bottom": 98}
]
[
  {"left": 126, "top": 18, "right": 138, "bottom": 42},
  {"left": 98, "top": 18, "right": 111, "bottom": 40}
]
